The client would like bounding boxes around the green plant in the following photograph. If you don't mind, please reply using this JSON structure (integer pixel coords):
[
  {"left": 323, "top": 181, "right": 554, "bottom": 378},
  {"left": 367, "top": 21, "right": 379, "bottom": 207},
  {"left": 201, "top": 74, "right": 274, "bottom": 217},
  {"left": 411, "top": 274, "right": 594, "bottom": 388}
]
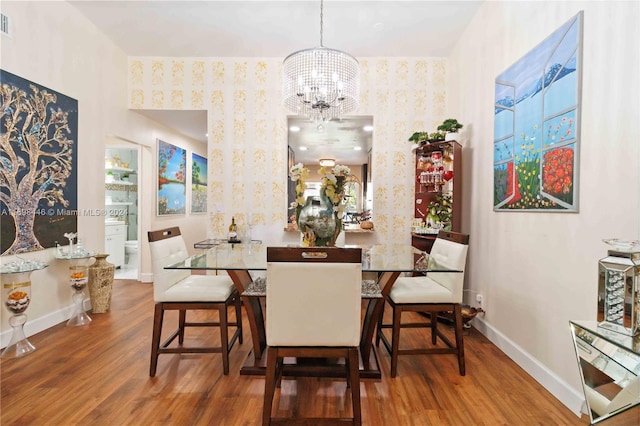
[
  {"left": 437, "top": 118, "right": 463, "bottom": 133},
  {"left": 408, "top": 131, "right": 429, "bottom": 143},
  {"left": 427, "top": 194, "right": 452, "bottom": 228},
  {"left": 429, "top": 131, "right": 445, "bottom": 141}
]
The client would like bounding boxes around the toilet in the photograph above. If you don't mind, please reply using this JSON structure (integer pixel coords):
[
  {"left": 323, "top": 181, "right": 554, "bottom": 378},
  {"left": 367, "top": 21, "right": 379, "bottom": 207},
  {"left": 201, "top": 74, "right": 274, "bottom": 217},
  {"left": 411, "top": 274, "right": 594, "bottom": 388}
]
[{"left": 124, "top": 240, "right": 138, "bottom": 267}]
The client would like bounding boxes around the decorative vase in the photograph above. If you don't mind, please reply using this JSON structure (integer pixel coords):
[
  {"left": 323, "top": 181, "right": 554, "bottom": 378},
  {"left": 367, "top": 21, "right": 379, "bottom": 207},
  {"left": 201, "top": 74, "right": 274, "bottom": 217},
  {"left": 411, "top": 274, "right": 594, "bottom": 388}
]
[
  {"left": 1, "top": 271, "right": 36, "bottom": 358},
  {"left": 297, "top": 195, "right": 341, "bottom": 247},
  {"left": 88, "top": 254, "right": 115, "bottom": 313}
]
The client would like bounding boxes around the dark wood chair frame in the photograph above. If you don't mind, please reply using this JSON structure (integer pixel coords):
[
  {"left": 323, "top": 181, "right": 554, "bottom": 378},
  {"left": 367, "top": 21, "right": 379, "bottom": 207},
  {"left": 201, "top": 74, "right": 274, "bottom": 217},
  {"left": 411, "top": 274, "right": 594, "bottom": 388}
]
[
  {"left": 376, "top": 230, "right": 469, "bottom": 378},
  {"left": 262, "top": 247, "right": 362, "bottom": 426},
  {"left": 148, "top": 227, "right": 243, "bottom": 377}
]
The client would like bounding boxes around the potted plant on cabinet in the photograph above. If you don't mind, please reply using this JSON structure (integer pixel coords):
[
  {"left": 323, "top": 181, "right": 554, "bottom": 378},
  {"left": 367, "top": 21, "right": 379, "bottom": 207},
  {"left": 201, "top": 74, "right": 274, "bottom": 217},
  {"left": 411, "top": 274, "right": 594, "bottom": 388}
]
[
  {"left": 437, "top": 118, "right": 463, "bottom": 141},
  {"left": 428, "top": 131, "right": 445, "bottom": 142},
  {"left": 408, "top": 131, "right": 445, "bottom": 146},
  {"left": 408, "top": 131, "right": 430, "bottom": 146}
]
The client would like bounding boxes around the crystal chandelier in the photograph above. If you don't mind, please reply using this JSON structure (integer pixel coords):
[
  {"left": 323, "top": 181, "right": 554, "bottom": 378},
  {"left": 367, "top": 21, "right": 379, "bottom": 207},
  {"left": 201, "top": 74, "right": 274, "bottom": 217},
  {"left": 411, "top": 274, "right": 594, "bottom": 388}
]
[{"left": 282, "top": 0, "right": 360, "bottom": 123}]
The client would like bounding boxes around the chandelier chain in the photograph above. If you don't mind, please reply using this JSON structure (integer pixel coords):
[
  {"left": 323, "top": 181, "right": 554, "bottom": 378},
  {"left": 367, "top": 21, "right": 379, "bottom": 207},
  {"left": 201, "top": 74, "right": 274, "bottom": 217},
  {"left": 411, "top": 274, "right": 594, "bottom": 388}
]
[{"left": 319, "top": 0, "right": 324, "bottom": 47}]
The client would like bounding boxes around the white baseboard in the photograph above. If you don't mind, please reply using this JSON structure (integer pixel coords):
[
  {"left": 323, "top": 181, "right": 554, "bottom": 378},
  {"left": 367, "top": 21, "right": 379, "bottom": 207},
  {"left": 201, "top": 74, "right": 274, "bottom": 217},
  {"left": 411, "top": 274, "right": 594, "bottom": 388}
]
[
  {"left": 472, "top": 317, "right": 585, "bottom": 417},
  {"left": 139, "top": 272, "right": 153, "bottom": 283},
  {"left": 0, "top": 301, "right": 89, "bottom": 349}
]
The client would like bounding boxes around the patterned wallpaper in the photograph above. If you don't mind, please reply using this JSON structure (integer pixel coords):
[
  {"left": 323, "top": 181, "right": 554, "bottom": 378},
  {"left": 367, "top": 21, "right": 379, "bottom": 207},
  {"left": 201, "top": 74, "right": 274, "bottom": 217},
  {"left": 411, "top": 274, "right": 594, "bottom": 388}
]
[{"left": 128, "top": 57, "right": 448, "bottom": 245}]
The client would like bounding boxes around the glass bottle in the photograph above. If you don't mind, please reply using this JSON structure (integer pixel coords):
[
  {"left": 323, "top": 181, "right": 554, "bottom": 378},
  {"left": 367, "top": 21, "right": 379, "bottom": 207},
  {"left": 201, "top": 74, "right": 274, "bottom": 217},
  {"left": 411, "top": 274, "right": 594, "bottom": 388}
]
[{"left": 228, "top": 217, "right": 239, "bottom": 243}]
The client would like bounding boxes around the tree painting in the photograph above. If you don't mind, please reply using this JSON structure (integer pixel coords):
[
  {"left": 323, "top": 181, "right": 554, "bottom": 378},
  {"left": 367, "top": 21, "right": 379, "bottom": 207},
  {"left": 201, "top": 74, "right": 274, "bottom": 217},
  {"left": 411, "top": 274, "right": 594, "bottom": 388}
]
[
  {"left": 157, "top": 139, "right": 186, "bottom": 215},
  {"left": 0, "top": 70, "right": 78, "bottom": 254},
  {"left": 190, "top": 153, "right": 207, "bottom": 213}
]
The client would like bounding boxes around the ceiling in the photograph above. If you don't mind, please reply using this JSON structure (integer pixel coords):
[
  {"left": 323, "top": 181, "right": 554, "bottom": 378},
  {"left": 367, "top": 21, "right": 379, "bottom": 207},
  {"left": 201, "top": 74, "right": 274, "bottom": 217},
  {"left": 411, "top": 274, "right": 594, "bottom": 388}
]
[
  {"left": 70, "top": 1, "right": 483, "bottom": 58},
  {"left": 288, "top": 115, "right": 373, "bottom": 165},
  {"left": 70, "top": 1, "right": 482, "bottom": 151}
]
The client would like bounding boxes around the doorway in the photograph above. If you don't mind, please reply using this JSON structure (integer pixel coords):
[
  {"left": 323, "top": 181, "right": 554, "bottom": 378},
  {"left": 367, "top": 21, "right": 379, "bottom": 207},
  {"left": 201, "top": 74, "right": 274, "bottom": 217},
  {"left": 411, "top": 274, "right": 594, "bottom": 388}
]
[{"left": 105, "top": 143, "right": 140, "bottom": 280}]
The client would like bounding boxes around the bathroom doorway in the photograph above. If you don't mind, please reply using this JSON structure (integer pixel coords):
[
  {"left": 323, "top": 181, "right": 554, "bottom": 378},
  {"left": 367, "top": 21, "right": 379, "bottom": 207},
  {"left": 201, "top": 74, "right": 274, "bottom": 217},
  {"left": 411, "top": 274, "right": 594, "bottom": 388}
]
[{"left": 105, "top": 142, "right": 140, "bottom": 280}]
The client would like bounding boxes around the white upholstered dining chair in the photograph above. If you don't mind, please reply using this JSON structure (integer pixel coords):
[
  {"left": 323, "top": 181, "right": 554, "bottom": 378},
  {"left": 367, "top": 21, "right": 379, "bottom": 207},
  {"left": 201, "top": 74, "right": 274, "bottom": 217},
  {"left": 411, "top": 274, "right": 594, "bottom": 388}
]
[
  {"left": 377, "top": 230, "right": 469, "bottom": 377},
  {"left": 262, "top": 246, "right": 363, "bottom": 426},
  {"left": 147, "top": 227, "right": 242, "bottom": 377}
]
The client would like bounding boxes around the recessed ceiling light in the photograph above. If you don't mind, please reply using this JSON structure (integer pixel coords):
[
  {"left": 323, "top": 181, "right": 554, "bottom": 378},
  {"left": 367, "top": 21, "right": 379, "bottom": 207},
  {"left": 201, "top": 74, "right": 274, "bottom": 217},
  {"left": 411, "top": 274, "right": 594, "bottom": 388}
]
[
  {"left": 290, "top": 126, "right": 301, "bottom": 132},
  {"left": 319, "top": 159, "right": 336, "bottom": 167},
  {"left": 363, "top": 125, "right": 373, "bottom": 132},
  {"left": 299, "top": 146, "right": 308, "bottom": 151},
  {"left": 354, "top": 146, "right": 362, "bottom": 151}
]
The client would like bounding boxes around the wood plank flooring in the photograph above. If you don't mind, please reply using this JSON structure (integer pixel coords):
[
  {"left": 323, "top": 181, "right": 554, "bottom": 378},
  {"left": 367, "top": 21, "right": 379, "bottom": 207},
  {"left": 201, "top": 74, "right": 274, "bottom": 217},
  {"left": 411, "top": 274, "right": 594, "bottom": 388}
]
[{"left": 1, "top": 279, "right": 589, "bottom": 425}]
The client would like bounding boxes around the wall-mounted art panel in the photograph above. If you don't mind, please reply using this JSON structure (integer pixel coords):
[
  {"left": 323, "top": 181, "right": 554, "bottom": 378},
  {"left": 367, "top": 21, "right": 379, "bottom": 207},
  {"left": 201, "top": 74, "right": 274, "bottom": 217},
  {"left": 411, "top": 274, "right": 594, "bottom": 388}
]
[
  {"left": 190, "top": 152, "right": 207, "bottom": 214},
  {"left": 157, "top": 139, "right": 186, "bottom": 215},
  {"left": 494, "top": 12, "right": 582, "bottom": 212},
  {"left": 0, "top": 70, "right": 78, "bottom": 254}
]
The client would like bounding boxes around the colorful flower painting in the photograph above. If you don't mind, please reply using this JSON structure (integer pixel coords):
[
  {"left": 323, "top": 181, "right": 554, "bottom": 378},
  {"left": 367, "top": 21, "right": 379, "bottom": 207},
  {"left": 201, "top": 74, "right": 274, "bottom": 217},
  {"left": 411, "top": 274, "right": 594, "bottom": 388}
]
[
  {"left": 190, "top": 153, "right": 207, "bottom": 213},
  {"left": 0, "top": 70, "right": 78, "bottom": 254},
  {"left": 157, "top": 139, "right": 186, "bottom": 215},
  {"left": 493, "top": 12, "right": 582, "bottom": 211}
]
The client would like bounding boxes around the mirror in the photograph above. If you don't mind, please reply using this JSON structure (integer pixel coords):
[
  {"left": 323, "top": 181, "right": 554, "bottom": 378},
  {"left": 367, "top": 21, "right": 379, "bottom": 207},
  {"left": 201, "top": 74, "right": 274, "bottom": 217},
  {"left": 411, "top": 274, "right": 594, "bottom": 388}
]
[
  {"left": 287, "top": 116, "right": 373, "bottom": 226},
  {"left": 570, "top": 321, "right": 640, "bottom": 424}
]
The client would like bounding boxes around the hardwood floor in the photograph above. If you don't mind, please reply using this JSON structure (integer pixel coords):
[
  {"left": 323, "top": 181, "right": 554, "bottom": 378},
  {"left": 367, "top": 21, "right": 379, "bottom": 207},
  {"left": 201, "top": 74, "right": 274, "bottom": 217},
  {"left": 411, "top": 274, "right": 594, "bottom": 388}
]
[{"left": 1, "top": 279, "right": 588, "bottom": 425}]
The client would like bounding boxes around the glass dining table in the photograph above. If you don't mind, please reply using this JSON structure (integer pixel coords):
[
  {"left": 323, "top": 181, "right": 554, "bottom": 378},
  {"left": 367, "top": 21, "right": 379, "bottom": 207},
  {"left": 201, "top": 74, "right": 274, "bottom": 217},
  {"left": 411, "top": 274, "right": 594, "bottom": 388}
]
[{"left": 166, "top": 243, "right": 461, "bottom": 379}]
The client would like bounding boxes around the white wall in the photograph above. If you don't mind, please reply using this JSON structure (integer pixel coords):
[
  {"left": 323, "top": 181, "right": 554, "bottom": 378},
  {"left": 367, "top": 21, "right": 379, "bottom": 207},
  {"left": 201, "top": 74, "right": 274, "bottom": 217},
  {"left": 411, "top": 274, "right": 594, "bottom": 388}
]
[
  {"left": 0, "top": 1, "right": 208, "bottom": 340},
  {"left": 448, "top": 0, "right": 640, "bottom": 414}
]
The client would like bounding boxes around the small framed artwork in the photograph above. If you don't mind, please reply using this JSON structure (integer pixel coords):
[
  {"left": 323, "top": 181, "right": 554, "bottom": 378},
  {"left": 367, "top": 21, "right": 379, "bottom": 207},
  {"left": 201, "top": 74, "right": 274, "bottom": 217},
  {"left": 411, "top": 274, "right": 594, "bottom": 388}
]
[
  {"left": 157, "top": 139, "right": 186, "bottom": 215},
  {"left": 493, "top": 12, "right": 582, "bottom": 212},
  {"left": 191, "top": 153, "right": 207, "bottom": 214}
]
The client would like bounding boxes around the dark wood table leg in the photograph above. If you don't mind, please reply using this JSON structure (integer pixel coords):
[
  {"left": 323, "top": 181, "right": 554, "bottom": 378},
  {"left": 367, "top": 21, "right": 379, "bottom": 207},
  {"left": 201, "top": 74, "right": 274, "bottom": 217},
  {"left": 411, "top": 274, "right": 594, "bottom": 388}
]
[
  {"left": 360, "top": 271, "right": 400, "bottom": 371},
  {"left": 227, "top": 270, "right": 266, "bottom": 368}
]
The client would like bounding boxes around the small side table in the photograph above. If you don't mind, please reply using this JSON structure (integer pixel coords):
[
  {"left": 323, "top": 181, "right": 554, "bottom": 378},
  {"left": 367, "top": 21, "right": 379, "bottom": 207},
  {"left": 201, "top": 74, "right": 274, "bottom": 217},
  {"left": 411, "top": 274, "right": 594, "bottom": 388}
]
[
  {"left": 0, "top": 260, "right": 48, "bottom": 358},
  {"left": 55, "top": 251, "right": 95, "bottom": 326},
  {"left": 570, "top": 320, "right": 640, "bottom": 424}
]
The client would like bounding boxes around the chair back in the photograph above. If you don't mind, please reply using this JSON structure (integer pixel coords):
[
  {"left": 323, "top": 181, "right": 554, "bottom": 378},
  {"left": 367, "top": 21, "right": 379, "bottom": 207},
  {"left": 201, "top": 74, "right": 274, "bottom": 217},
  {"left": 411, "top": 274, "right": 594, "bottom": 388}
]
[
  {"left": 148, "top": 227, "right": 190, "bottom": 302},
  {"left": 427, "top": 231, "right": 469, "bottom": 303},
  {"left": 266, "top": 247, "right": 362, "bottom": 347}
]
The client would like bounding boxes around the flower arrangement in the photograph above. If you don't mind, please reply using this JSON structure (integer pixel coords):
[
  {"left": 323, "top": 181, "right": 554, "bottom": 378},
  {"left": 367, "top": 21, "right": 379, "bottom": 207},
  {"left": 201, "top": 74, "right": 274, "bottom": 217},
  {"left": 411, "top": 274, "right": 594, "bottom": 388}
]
[
  {"left": 289, "top": 163, "right": 310, "bottom": 226},
  {"left": 289, "top": 163, "right": 356, "bottom": 246}
]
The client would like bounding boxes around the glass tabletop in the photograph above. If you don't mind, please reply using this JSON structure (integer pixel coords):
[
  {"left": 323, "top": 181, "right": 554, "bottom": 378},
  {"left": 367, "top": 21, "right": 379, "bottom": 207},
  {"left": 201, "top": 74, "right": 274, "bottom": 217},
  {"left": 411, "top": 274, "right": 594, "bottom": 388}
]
[{"left": 165, "top": 243, "right": 461, "bottom": 273}]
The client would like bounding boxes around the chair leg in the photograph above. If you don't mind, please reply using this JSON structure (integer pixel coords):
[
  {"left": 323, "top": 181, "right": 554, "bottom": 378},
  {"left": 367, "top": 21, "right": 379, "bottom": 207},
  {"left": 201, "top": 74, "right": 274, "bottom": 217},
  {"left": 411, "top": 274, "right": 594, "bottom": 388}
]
[
  {"left": 262, "top": 347, "right": 278, "bottom": 426},
  {"left": 431, "top": 311, "right": 438, "bottom": 345},
  {"left": 390, "top": 305, "right": 402, "bottom": 378},
  {"left": 235, "top": 293, "right": 243, "bottom": 344},
  {"left": 348, "top": 347, "right": 362, "bottom": 425},
  {"left": 150, "top": 303, "right": 164, "bottom": 377},
  {"left": 178, "top": 309, "right": 186, "bottom": 344},
  {"left": 219, "top": 304, "right": 230, "bottom": 375},
  {"left": 375, "top": 300, "right": 385, "bottom": 347},
  {"left": 453, "top": 304, "right": 466, "bottom": 376}
]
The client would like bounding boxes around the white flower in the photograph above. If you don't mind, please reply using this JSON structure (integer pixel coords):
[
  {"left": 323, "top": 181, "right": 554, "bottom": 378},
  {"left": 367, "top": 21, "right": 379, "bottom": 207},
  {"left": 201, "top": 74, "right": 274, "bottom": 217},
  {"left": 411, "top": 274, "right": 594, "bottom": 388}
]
[
  {"left": 332, "top": 165, "right": 351, "bottom": 176},
  {"left": 63, "top": 232, "right": 77, "bottom": 239},
  {"left": 289, "top": 163, "right": 305, "bottom": 181},
  {"left": 324, "top": 174, "right": 337, "bottom": 184}
]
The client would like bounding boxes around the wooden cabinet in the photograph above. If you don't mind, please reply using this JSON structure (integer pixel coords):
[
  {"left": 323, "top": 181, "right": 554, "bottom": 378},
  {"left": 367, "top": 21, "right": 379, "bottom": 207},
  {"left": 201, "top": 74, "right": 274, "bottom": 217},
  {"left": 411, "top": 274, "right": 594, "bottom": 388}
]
[{"left": 411, "top": 140, "right": 463, "bottom": 252}]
